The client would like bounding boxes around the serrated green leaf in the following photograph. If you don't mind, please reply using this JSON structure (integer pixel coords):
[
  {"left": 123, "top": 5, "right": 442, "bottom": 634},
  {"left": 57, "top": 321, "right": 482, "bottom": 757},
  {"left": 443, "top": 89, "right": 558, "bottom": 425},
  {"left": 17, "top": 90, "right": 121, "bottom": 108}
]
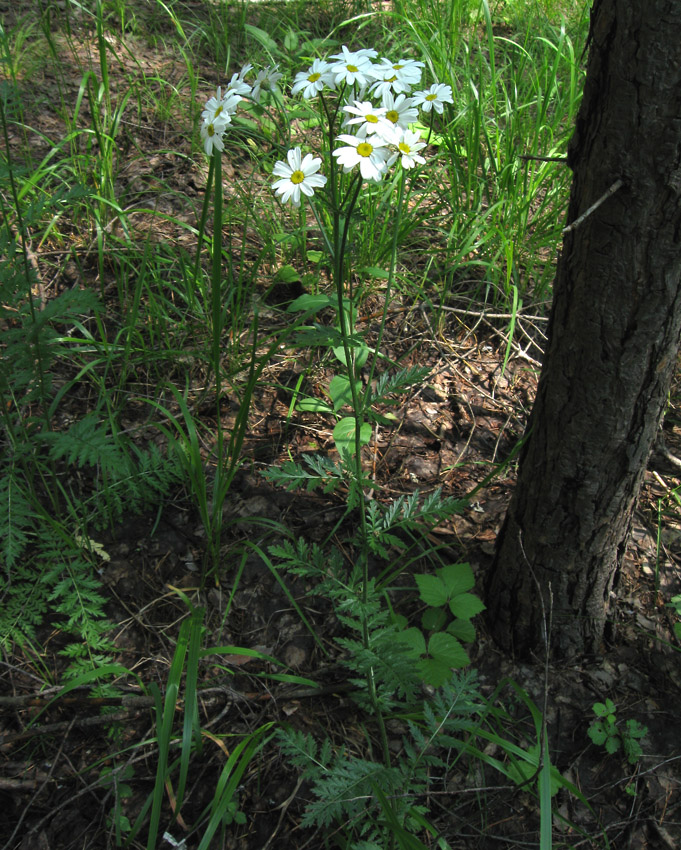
[
  {"left": 414, "top": 574, "right": 449, "bottom": 608},
  {"left": 394, "top": 627, "right": 426, "bottom": 657},
  {"left": 421, "top": 607, "right": 447, "bottom": 631},
  {"left": 447, "top": 618, "right": 476, "bottom": 643},
  {"left": 625, "top": 719, "right": 647, "bottom": 739},
  {"left": 418, "top": 657, "right": 452, "bottom": 688},
  {"left": 587, "top": 722, "right": 607, "bottom": 746},
  {"left": 439, "top": 562, "right": 475, "bottom": 595},
  {"left": 605, "top": 736, "right": 621, "bottom": 755},
  {"left": 428, "top": 632, "right": 469, "bottom": 668},
  {"left": 448, "top": 592, "right": 485, "bottom": 620}
]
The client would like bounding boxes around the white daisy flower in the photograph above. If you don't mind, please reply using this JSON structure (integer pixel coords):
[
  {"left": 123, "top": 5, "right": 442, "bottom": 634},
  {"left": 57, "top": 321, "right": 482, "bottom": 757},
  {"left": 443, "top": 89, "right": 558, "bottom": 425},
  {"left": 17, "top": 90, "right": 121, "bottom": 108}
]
[
  {"left": 333, "top": 132, "right": 389, "bottom": 182},
  {"left": 328, "top": 45, "right": 376, "bottom": 88},
  {"left": 251, "top": 65, "right": 283, "bottom": 102},
  {"left": 412, "top": 83, "right": 453, "bottom": 114},
  {"left": 370, "top": 57, "right": 424, "bottom": 96},
  {"left": 201, "top": 86, "right": 240, "bottom": 124},
  {"left": 226, "top": 63, "right": 253, "bottom": 97},
  {"left": 379, "top": 92, "right": 419, "bottom": 131},
  {"left": 342, "top": 100, "right": 387, "bottom": 133},
  {"left": 385, "top": 127, "right": 427, "bottom": 169},
  {"left": 272, "top": 147, "right": 327, "bottom": 206},
  {"left": 200, "top": 115, "right": 229, "bottom": 156},
  {"left": 292, "top": 58, "right": 335, "bottom": 98}
]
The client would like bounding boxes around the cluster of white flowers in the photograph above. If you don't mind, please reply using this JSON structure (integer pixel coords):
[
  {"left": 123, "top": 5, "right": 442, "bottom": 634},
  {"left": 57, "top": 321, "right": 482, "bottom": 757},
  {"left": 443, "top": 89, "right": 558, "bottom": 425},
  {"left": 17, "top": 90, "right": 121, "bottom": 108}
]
[
  {"left": 200, "top": 64, "right": 283, "bottom": 156},
  {"left": 273, "top": 46, "right": 453, "bottom": 204}
]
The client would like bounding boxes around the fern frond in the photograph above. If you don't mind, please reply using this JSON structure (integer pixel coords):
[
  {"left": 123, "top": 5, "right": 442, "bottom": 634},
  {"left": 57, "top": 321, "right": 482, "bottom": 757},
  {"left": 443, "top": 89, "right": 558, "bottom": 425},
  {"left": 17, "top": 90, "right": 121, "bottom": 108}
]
[
  {"left": 0, "top": 467, "right": 33, "bottom": 569},
  {"left": 302, "top": 758, "right": 402, "bottom": 829},
  {"left": 43, "top": 413, "right": 119, "bottom": 469},
  {"left": 365, "top": 365, "right": 431, "bottom": 408},
  {"left": 276, "top": 727, "right": 333, "bottom": 774}
]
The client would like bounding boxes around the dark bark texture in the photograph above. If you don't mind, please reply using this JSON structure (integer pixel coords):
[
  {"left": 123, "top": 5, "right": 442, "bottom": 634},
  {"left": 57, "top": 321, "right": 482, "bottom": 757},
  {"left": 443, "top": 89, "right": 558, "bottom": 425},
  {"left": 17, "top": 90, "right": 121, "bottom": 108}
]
[{"left": 486, "top": 0, "right": 681, "bottom": 659}]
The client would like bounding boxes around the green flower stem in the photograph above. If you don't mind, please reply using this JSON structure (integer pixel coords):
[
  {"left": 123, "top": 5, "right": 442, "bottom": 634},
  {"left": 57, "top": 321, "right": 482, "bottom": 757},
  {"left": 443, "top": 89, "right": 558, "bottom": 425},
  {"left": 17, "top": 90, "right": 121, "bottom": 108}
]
[
  {"left": 191, "top": 154, "right": 215, "bottom": 311},
  {"left": 326, "top": 167, "right": 391, "bottom": 768},
  {"left": 363, "top": 167, "right": 407, "bottom": 406},
  {"left": 211, "top": 149, "right": 223, "bottom": 388},
  {"left": 307, "top": 197, "right": 335, "bottom": 260},
  {"left": 209, "top": 148, "right": 225, "bottom": 578}
]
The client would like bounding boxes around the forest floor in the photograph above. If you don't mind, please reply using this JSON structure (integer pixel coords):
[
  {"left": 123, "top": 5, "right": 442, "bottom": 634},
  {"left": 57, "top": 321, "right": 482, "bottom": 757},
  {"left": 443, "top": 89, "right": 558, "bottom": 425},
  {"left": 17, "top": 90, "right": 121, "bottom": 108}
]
[{"left": 3, "top": 307, "right": 680, "bottom": 849}]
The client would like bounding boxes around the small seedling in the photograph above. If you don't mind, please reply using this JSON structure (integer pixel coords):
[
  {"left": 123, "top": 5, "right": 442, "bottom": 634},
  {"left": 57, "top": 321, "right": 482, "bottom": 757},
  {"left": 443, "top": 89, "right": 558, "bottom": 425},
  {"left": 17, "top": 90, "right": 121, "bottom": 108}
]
[
  {"left": 394, "top": 562, "right": 485, "bottom": 687},
  {"left": 587, "top": 699, "right": 647, "bottom": 764}
]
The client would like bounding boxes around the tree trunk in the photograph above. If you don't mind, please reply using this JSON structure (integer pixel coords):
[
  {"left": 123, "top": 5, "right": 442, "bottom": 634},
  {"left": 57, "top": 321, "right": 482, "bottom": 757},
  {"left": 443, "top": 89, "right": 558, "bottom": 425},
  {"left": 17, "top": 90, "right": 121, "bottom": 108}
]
[{"left": 485, "top": 0, "right": 681, "bottom": 659}]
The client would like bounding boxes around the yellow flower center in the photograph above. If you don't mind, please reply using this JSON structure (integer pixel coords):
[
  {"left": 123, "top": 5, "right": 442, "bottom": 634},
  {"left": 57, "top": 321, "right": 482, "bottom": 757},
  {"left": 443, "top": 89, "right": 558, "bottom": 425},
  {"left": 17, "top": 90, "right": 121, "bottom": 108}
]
[
  {"left": 308, "top": 72, "right": 321, "bottom": 82},
  {"left": 393, "top": 64, "right": 403, "bottom": 70},
  {"left": 357, "top": 142, "right": 373, "bottom": 157},
  {"left": 215, "top": 105, "right": 223, "bottom": 116},
  {"left": 347, "top": 64, "right": 358, "bottom": 73},
  {"left": 207, "top": 124, "right": 216, "bottom": 137},
  {"left": 366, "top": 114, "right": 379, "bottom": 123},
  {"left": 386, "top": 110, "right": 398, "bottom": 124},
  {"left": 291, "top": 170, "right": 305, "bottom": 184},
  {"left": 398, "top": 142, "right": 410, "bottom": 154},
  {"left": 425, "top": 93, "right": 437, "bottom": 102}
]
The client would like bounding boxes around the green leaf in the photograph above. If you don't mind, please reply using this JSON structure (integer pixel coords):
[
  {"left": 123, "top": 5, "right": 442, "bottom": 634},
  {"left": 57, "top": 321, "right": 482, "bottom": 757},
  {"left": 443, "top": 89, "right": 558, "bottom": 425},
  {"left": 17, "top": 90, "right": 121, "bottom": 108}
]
[
  {"left": 414, "top": 574, "right": 449, "bottom": 608},
  {"left": 358, "top": 266, "right": 390, "bottom": 279},
  {"left": 288, "top": 293, "right": 335, "bottom": 313},
  {"left": 332, "top": 417, "right": 371, "bottom": 458},
  {"left": 367, "top": 410, "right": 399, "bottom": 425},
  {"left": 329, "top": 375, "right": 360, "bottom": 412},
  {"left": 448, "top": 592, "right": 485, "bottom": 620},
  {"left": 418, "top": 657, "right": 453, "bottom": 688},
  {"left": 274, "top": 264, "right": 300, "bottom": 283},
  {"left": 421, "top": 607, "right": 447, "bottom": 631},
  {"left": 394, "top": 627, "right": 426, "bottom": 657},
  {"left": 447, "top": 618, "right": 476, "bottom": 643},
  {"left": 427, "top": 632, "right": 469, "bottom": 668},
  {"left": 625, "top": 719, "right": 647, "bottom": 740},
  {"left": 332, "top": 343, "right": 369, "bottom": 369},
  {"left": 587, "top": 721, "right": 607, "bottom": 746},
  {"left": 390, "top": 613, "right": 408, "bottom": 631},
  {"left": 297, "top": 398, "right": 334, "bottom": 414},
  {"left": 439, "top": 562, "right": 475, "bottom": 595},
  {"left": 605, "top": 736, "right": 621, "bottom": 755},
  {"left": 244, "top": 23, "right": 278, "bottom": 52},
  {"left": 284, "top": 28, "right": 298, "bottom": 51},
  {"left": 306, "top": 249, "right": 323, "bottom": 263},
  {"left": 507, "top": 744, "right": 562, "bottom": 797}
]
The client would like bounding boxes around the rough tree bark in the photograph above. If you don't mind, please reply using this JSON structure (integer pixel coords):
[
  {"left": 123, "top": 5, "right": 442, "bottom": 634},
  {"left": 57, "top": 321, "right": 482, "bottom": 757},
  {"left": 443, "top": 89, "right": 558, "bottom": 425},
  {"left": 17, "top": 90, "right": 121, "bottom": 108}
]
[{"left": 485, "top": 0, "right": 681, "bottom": 659}]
